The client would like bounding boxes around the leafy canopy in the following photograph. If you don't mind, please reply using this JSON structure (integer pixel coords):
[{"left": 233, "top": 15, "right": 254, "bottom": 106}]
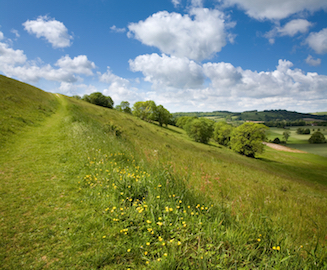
[
  {"left": 309, "top": 131, "right": 326, "bottom": 144},
  {"left": 82, "top": 92, "right": 114, "bottom": 109},
  {"left": 230, "top": 122, "right": 268, "bottom": 158},
  {"left": 184, "top": 118, "right": 214, "bottom": 144}
]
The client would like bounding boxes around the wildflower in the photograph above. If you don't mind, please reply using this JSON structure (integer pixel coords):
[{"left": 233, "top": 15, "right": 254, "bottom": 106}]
[
  {"left": 102, "top": 236, "right": 106, "bottom": 238},
  {"left": 157, "top": 196, "right": 160, "bottom": 199},
  {"left": 146, "top": 261, "right": 149, "bottom": 264},
  {"left": 146, "top": 242, "right": 150, "bottom": 246},
  {"left": 144, "top": 251, "right": 148, "bottom": 255},
  {"left": 177, "top": 241, "right": 181, "bottom": 245},
  {"left": 146, "top": 220, "right": 152, "bottom": 224},
  {"left": 157, "top": 258, "right": 161, "bottom": 262},
  {"left": 164, "top": 253, "right": 167, "bottom": 256},
  {"left": 127, "top": 249, "right": 131, "bottom": 252},
  {"left": 257, "top": 239, "right": 261, "bottom": 242},
  {"left": 276, "top": 246, "right": 280, "bottom": 251}
]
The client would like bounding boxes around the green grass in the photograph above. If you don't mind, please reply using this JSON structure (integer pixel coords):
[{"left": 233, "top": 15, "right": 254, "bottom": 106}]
[
  {"left": 1, "top": 76, "right": 327, "bottom": 269},
  {"left": 267, "top": 127, "right": 327, "bottom": 157}
]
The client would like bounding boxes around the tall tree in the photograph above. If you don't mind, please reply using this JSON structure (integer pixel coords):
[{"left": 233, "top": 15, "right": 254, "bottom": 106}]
[{"left": 155, "top": 105, "right": 172, "bottom": 127}]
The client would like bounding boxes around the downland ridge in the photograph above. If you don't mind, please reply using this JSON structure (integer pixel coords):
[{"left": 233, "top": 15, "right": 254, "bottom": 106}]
[{"left": 1, "top": 75, "right": 327, "bottom": 269}]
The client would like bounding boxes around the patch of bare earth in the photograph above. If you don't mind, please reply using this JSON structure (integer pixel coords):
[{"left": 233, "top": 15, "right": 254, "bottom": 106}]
[{"left": 263, "top": 142, "right": 306, "bottom": 153}]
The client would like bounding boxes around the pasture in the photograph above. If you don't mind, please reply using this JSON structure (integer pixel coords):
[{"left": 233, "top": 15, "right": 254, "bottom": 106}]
[{"left": 267, "top": 126, "right": 327, "bottom": 157}]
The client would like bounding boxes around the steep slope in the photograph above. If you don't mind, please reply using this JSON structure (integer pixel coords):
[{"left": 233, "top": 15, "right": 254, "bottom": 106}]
[{"left": 0, "top": 76, "right": 327, "bottom": 269}]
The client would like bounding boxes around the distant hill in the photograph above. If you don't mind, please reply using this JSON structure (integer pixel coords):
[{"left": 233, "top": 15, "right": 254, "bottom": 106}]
[{"left": 173, "top": 109, "right": 327, "bottom": 122}]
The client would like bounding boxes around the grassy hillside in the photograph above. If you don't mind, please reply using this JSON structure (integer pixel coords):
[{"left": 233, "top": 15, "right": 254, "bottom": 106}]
[
  {"left": 1, "top": 76, "right": 327, "bottom": 269},
  {"left": 0, "top": 75, "right": 58, "bottom": 147}
]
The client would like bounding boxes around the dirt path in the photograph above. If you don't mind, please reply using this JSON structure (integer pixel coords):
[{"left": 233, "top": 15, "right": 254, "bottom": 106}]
[{"left": 263, "top": 142, "right": 307, "bottom": 153}]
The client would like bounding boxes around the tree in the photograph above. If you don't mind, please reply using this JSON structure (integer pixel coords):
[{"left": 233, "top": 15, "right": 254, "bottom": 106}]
[
  {"left": 132, "top": 100, "right": 157, "bottom": 121},
  {"left": 82, "top": 92, "right": 114, "bottom": 109},
  {"left": 309, "top": 131, "right": 326, "bottom": 144},
  {"left": 213, "top": 122, "right": 233, "bottom": 146},
  {"left": 283, "top": 130, "right": 290, "bottom": 143},
  {"left": 230, "top": 122, "right": 268, "bottom": 158},
  {"left": 185, "top": 118, "right": 214, "bottom": 144},
  {"left": 116, "top": 101, "right": 132, "bottom": 114},
  {"left": 176, "top": 116, "right": 197, "bottom": 129},
  {"left": 155, "top": 105, "right": 172, "bottom": 127}
]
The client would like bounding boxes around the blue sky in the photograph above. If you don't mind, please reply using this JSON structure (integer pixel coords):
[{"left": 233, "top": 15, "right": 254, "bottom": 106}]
[{"left": 1, "top": 0, "right": 327, "bottom": 113}]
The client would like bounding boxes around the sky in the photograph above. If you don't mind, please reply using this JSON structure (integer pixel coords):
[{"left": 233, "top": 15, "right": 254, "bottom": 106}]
[{"left": 1, "top": 0, "right": 327, "bottom": 113}]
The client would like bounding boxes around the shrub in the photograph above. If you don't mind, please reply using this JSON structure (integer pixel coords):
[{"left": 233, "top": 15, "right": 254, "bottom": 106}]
[
  {"left": 272, "top": 137, "right": 281, "bottom": 144},
  {"left": 309, "top": 131, "right": 326, "bottom": 144}
]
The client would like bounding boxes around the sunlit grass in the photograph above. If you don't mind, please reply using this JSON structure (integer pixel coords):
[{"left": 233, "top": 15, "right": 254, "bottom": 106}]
[{"left": 1, "top": 76, "right": 327, "bottom": 269}]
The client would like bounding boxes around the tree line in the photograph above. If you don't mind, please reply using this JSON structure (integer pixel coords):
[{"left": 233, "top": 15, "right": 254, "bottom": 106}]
[
  {"left": 74, "top": 92, "right": 173, "bottom": 127},
  {"left": 176, "top": 116, "right": 268, "bottom": 158}
]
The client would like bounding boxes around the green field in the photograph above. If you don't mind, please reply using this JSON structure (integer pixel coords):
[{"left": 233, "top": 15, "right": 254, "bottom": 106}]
[
  {"left": 267, "top": 127, "right": 327, "bottom": 157},
  {"left": 1, "top": 75, "right": 327, "bottom": 269}
]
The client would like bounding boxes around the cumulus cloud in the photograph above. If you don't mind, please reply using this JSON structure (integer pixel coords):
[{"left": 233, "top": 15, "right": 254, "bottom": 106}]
[
  {"left": 221, "top": 0, "right": 327, "bottom": 20},
  {"left": 305, "top": 55, "right": 321, "bottom": 66},
  {"left": 129, "top": 53, "right": 205, "bottom": 89},
  {"left": 23, "top": 15, "right": 73, "bottom": 48},
  {"left": 129, "top": 55, "right": 327, "bottom": 112},
  {"left": 0, "top": 40, "right": 27, "bottom": 65},
  {"left": 128, "top": 8, "right": 233, "bottom": 61},
  {"left": 55, "top": 55, "right": 95, "bottom": 76},
  {"left": 0, "top": 34, "right": 95, "bottom": 83},
  {"left": 306, "top": 28, "right": 327, "bottom": 54},
  {"left": 98, "top": 68, "right": 143, "bottom": 104},
  {"left": 264, "top": 19, "right": 313, "bottom": 44}
]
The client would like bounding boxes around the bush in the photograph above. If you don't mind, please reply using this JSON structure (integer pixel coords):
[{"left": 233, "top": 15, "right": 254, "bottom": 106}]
[
  {"left": 272, "top": 137, "right": 281, "bottom": 144},
  {"left": 308, "top": 131, "right": 326, "bottom": 144}
]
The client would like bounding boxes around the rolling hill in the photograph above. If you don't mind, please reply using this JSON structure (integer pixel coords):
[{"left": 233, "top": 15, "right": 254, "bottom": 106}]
[{"left": 1, "top": 75, "right": 327, "bottom": 269}]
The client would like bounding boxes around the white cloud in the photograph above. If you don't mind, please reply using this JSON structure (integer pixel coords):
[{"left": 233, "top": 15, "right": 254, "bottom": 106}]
[
  {"left": 128, "top": 8, "right": 233, "bottom": 61},
  {"left": 305, "top": 55, "right": 321, "bottom": 66},
  {"left": 129, "top": 53, "right": 205, "bottom": 89},
  {"left": 171, "top": 0, "right": 181, "bottom": 8},
  {"left": 0, "top": 41, "right": 27, "bottom": 65},
  {"left": 264, "top": 19, "right": 313, "bottom": 44},
  {"left": 98, "top": 68, "right": 143, "bottom": 105},
  {"left": 0, "top": 31, "right": 3, "bottom": 40},
  {"left": 110, "top": 25, "right": 126, "bottom": 33},
  {"left": 11, "top": 29, "right": 20, "bottom": 38},
  {"left": 0, "top": 36, "right": 95, "bottom": 83},
  {"left": 306, "top": 28, "right": 327, "bottom": 54},
  {"left": 23, "top": 15, "right": 73, "bottom": 48},
  {"left": 279, "top": 19, "right": 313, "bottom": 36},
  {"left": 221, "top": 0, "right": 327, "bottom": 20},
  {"left": 58, "top": 82, "right": 97, "bottom": 95},
  {"left": 55, "top": 55, "right": 95, "bottom": 76},
  {"left": 129, "top": 57, "right": 327, "bottom": 112}
]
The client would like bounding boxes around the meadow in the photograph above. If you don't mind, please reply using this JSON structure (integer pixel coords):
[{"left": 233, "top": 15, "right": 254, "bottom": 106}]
[
  {"left": 267, "top": 127, "right": 327, "bottom": 157},
  {"left": 1, "top": 75, "right": 327, "bottom": 269}
]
